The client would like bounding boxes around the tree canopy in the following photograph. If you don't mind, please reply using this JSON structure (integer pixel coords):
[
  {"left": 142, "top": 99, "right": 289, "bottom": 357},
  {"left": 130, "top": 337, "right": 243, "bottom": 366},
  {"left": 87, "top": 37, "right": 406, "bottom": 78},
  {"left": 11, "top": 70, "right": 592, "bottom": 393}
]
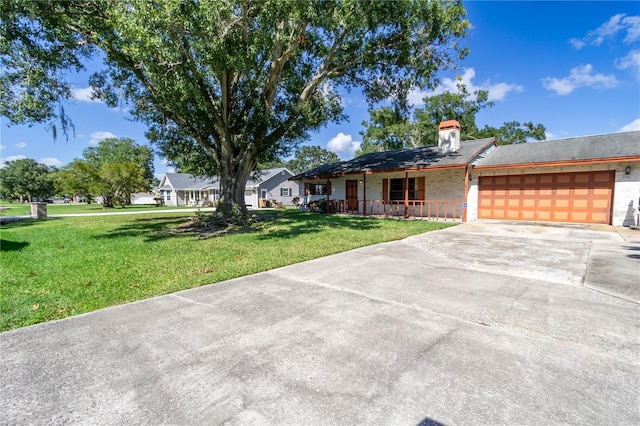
[
  {"left": 358, "top": 83, "right": 546, "bottom": 155},
  {"left": 285, "top": 146, "right": 340, "bottom": 174},
  {"left": 55, "top": 137, "right": 153, "bottom": 207},
  {"left": 1, "top": 0, "right": 471, "bottom": 218},
  {"left": 0, "top": 158, "right": 55, "bottom": 202}
]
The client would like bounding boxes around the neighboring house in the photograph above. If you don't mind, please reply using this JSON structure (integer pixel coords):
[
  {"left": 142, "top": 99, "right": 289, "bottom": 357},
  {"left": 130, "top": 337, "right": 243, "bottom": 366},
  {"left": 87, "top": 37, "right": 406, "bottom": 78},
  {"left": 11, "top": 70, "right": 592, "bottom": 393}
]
[
  {"left": 131, "top": 192, "right": 159, "bottom": 205},
  {"left": 245, "top": 167, "right": 300, "bottom": 207},
  {"left": 157, "top": 168, "right": 299, "bottom": 207},
  {"left": 157, "top": 173, "right": 220, "bottom": 207},
  {"left": 291, "top": 121, "right": 640, "bottom": 226}
]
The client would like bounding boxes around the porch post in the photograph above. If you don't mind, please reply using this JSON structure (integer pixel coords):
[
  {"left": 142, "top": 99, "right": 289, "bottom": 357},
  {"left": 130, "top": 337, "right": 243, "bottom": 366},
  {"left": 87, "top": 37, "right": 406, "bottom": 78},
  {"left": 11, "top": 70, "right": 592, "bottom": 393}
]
[
  {"left": 362, "top": 174, "right": 367, "bottom": 217},
  {"left": 463, "top": 166, "right": 469, "bottom": 223},
  {"left": 326, "top": 178, "right": 330, "bottom": 211},
  {"left": 404, "top": 171, "right": 409, "bottom": 219}
]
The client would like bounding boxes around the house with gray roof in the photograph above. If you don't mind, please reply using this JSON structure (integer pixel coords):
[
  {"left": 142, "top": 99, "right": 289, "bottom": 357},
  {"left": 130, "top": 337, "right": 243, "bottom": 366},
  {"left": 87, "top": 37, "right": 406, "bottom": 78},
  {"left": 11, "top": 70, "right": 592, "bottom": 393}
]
[
  {"left": 291, "top": 122, "right": 640, "bottom": 226},
  {"left": 291, "top": 121, "right": 496, "bottom": 221},
  {"left": 158, "top": 168, "right": 299, "bottom": 207}
]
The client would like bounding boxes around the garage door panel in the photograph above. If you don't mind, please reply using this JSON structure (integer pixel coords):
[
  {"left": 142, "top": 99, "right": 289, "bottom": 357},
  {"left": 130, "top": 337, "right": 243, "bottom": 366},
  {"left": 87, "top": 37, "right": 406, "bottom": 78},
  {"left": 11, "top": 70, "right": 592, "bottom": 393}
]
[
  {"left": 594, "top": 172, "right": 612, "bottom": 182},
  {"left": 478, "top": 171, "right": 614, "bottom": 224}
]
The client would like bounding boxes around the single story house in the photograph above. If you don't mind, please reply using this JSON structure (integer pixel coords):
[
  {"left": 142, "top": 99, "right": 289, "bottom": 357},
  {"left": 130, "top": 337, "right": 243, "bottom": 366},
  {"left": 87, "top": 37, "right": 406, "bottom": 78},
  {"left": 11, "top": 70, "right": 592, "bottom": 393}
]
[
  {"left": 291, "top": 121, "right": 640, "bottom": 226},
  {"left": 157, "top": 168, "right": 299, "bottom": 207}
]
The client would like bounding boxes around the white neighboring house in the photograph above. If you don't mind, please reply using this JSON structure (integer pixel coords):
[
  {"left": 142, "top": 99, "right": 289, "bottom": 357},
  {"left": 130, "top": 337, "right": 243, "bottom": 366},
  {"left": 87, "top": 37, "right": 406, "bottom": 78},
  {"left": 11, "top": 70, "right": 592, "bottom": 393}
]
[
  {"left": 157, "top": 173, "right": 220, "bottom": 207},
  {"left": 157, "top": 168, "right": 300, "bottom": 207}
]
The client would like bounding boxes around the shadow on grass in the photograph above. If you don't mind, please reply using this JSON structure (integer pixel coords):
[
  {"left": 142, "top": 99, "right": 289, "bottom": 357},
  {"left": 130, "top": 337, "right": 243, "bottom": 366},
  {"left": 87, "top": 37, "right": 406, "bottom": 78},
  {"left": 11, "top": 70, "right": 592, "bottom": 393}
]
[
  {"left": 0, "top": 217, "right": 60, "bottom": 228},
  {"left": 94, "top": 216, "right": 195, "bottom": 242},
  {"left": 96, "top": 210, "right": 382, "bottom": 242},
  {"left": 0, "top": 239, "right": 30, "bottom": 251},
  {"left": 254, "top": 212, "right": 381, "bottom": 240}
]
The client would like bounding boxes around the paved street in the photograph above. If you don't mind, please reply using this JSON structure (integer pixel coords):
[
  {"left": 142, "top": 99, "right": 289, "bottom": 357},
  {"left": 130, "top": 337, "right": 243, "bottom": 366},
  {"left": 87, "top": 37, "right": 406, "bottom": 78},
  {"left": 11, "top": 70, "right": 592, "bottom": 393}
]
[{"left": 1, "top": 221, "right": 638, "bottom": 425}]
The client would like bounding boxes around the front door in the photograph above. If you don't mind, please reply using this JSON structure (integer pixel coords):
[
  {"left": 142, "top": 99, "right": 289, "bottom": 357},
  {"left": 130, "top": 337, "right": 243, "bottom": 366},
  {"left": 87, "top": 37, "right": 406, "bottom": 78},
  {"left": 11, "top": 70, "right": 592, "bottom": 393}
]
[{"left": 346, "top": 180, "right": 358, "bottom": 212}]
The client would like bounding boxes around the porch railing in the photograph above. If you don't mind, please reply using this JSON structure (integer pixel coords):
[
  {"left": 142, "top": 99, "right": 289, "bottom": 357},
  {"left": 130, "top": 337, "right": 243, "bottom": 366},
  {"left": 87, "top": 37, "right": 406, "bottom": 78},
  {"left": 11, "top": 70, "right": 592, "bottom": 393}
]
[{"left": 326, "top": 199, "right": 464, "bottom": 221}]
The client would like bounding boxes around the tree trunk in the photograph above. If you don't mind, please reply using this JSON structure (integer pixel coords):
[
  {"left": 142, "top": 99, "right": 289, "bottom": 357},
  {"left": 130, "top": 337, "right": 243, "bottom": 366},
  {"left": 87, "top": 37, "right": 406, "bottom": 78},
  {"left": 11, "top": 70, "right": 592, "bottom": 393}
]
[{"left": 216, "top": 156, "right": 254, "bottom": 218}]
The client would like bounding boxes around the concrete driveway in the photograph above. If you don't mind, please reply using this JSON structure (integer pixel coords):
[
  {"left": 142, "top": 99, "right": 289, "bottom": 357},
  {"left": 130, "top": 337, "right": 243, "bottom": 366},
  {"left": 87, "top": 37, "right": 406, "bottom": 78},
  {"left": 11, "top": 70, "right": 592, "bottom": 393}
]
[{"left": 1, "top": 222, "right": 638, "bottom": 425}]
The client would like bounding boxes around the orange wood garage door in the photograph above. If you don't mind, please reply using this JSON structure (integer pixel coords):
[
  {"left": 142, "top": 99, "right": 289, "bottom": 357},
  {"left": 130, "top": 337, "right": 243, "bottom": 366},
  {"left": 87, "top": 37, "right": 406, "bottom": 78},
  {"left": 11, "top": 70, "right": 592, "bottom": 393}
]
[{"left": 478, "top": 171, "right": 614, "bottom": 224}]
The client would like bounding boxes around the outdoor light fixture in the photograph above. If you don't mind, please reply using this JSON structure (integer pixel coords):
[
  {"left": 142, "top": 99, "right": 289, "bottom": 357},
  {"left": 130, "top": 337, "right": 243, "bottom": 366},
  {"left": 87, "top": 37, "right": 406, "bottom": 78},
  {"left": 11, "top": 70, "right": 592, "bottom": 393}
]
[{"left": 625, "top": 166, "right": 631, "bottom": 175}]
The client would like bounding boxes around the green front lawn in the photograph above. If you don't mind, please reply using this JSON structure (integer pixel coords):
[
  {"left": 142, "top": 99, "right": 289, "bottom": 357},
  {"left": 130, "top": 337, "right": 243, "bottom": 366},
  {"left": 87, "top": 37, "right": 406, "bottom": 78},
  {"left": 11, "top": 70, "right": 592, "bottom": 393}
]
[
  {"left": 0, "top": 202, "right": 199, "bottom": 216},
  {"left": 0, "top": 210, "right": 456, "bottom": 332}
]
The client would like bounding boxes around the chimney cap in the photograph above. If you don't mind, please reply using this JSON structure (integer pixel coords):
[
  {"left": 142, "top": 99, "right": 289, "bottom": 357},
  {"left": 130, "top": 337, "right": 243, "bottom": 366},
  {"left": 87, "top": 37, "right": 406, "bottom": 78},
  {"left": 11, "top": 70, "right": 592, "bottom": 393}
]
[{"left": 439, "top": 120, "right": 461, "bottom": 130}]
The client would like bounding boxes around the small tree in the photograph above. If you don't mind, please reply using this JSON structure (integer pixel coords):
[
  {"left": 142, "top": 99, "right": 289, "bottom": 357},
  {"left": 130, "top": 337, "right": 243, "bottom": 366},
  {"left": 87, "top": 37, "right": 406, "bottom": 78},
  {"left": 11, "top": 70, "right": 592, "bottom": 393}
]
[
  {"left": 55, "top": 138, "right": 153, "bottom": 207},
  {"left": 0, "top": 158, "right": 55, "bottom": 202},
  {"left": 55, "top": 160, "right": 94, "bottom": 203}
]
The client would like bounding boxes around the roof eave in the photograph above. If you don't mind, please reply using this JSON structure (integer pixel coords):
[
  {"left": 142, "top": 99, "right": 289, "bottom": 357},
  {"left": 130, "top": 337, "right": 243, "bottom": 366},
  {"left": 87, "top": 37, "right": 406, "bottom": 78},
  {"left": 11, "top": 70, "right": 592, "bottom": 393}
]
[{"left": 474, "top": 155, "right": 640, "bottom": 170}]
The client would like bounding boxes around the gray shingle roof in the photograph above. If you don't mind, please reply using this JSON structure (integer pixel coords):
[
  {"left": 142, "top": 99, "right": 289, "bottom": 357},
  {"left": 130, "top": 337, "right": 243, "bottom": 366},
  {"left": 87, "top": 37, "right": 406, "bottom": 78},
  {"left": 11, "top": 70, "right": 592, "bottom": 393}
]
[
  {"left": 291, "top": 138, "right": 496, "bottom": 180},
  {"left": 159, "top": 168, "right": 293, "bottom": 190},
  {"left": 246, "top": 167, "right": 293, "bottom": 187},
  {"left": 475, "top": 131, "right": 640, "bottom": 168},
  {"left": 159, "top": 173, "right": 218, "bottom": 190}
]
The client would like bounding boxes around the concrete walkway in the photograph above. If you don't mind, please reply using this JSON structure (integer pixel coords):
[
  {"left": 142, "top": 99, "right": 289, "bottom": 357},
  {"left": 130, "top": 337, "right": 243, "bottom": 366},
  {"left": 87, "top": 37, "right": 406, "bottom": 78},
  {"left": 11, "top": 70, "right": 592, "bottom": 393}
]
[{"left": 1, "top": 222, "right": 638, "bottom": 425}]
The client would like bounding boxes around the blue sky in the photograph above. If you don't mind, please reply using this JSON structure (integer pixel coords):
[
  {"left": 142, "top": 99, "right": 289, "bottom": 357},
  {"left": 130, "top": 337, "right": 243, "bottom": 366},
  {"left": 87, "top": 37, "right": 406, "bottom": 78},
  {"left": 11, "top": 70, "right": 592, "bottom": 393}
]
[{"left": 1, "top": 1, "right": 638, "bottom": 178}]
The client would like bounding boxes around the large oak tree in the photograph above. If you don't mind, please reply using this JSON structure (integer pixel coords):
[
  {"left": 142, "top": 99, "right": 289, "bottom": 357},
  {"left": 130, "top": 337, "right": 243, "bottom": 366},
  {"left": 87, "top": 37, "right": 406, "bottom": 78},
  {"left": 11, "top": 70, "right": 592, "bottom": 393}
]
[{"left": 1, "top": 0, "right": 470, "bottom": 217}]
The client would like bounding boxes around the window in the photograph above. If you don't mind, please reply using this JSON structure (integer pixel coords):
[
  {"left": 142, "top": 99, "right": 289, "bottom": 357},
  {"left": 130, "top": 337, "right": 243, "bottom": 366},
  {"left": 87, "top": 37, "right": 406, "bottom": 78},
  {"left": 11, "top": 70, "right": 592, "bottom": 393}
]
[
  {"left": 307, "top": 183, "right": 327, "bottom": 195},
  {"left": 384, "top": 177, "right": 424, "bottom": 201},
  {"left": 165, "top": 191, "right": 171, "bottom": 201},
  {"left": 280, "top": 187, "right": 292, "bottom": 197}
]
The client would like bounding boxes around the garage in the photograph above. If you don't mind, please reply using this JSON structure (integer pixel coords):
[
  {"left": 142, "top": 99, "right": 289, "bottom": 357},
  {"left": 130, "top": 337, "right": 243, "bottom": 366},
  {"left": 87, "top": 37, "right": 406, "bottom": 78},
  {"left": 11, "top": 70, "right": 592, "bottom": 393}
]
[{"left": 478, "top": 170, "right": 615, "bottom": 224}]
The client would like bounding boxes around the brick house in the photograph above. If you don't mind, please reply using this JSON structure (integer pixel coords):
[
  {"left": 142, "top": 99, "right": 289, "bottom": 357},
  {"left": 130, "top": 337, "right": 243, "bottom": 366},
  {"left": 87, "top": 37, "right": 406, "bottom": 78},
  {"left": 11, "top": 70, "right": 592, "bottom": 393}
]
[{"left": 291, "top": 122, "right": 640, "bottom": 226}]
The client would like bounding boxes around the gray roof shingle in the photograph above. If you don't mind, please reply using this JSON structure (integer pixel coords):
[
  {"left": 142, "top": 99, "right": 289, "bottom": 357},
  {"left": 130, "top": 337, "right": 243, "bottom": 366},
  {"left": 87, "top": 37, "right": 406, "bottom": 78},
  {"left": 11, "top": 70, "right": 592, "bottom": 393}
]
[
  {"left": 159, "top": 168, "right": 292, "bottom": 190},
  {"left": 475, "top": 131, "right": 640, "bottom": 168},
  {"left": 291, "top": 138, "right": 496, "bottom": 180},
  {"left": 159, "top": 173, "right": 218, "bottom": 190}
]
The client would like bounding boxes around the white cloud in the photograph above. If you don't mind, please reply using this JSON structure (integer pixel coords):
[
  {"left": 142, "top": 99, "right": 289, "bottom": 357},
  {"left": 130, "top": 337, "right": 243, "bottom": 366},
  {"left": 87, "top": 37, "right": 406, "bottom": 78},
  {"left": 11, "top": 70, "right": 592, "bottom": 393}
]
[
  {"left": 408, "top": 68, "right": 524, "bottom": 106},
  {"left": 571, "top": 14, "right": 640, "bottom": 48},
  {"left": 542, "top": 64, "right": 619, "bottom": 95},
  {"left": 623, "top": 15, "right": 640, "bottom": 43},
  {"left": 0, "top": 155, "right": 27, "bottom": 167},
  {"left": 615, "top": 49, "right": 640, "bottom": 79},
  {"left": 14, "top": 142, "right": 27, "bottom": 149},
  {"left": 327, "top": 132, "right": 361, "bottom": 158},
  {"left": 618, "top": 118, "right": 640, "bottom": 132},
  {"left": 88, "top": 131, "right": 117, "bottom": 145},
  {"left": 569, "top": 38, "right": 586, "bottom": 50},
  {"left": 72, "top": 87, "right": 101, "bottom": 103},
  {"left": 40, "top": 157, "right": 63, "bottom": 168},
  {"left": 0, "top": 144, "right": 5, "bottom": 150}
]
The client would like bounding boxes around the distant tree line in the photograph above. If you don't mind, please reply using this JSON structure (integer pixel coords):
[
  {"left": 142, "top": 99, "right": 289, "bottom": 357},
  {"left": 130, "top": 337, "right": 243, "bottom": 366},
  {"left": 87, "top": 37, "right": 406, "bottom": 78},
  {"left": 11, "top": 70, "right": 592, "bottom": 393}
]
[
  {"left": 0, "top": 138, "right": 154, "bottom": 208},
  {"left": 358, "top": 83, "right": 546, "bottom": 155}
]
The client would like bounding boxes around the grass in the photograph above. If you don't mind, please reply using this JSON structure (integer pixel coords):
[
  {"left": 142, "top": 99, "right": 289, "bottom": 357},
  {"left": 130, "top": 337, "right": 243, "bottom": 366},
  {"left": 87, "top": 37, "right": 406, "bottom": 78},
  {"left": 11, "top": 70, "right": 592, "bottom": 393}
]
[
  {"left": 0, "top": 201, "right": 201, "bottom": 216},
  {"left": 0, "top": 209, "right": 456, "bottom": 332}
]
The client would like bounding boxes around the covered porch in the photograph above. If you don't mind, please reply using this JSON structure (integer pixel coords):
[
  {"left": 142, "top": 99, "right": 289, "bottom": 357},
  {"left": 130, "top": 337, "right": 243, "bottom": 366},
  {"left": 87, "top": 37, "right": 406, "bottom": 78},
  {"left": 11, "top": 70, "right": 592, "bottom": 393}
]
[{"left": 302, "top": 167, "right": 469, "bottom": 221}]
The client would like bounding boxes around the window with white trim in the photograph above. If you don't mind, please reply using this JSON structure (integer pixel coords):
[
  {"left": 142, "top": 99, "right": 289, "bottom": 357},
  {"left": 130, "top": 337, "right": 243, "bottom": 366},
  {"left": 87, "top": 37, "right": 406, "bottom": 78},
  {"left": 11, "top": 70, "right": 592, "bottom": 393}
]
[{"left": 280, "top": 187, "right": 292, "bottom": 197}]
